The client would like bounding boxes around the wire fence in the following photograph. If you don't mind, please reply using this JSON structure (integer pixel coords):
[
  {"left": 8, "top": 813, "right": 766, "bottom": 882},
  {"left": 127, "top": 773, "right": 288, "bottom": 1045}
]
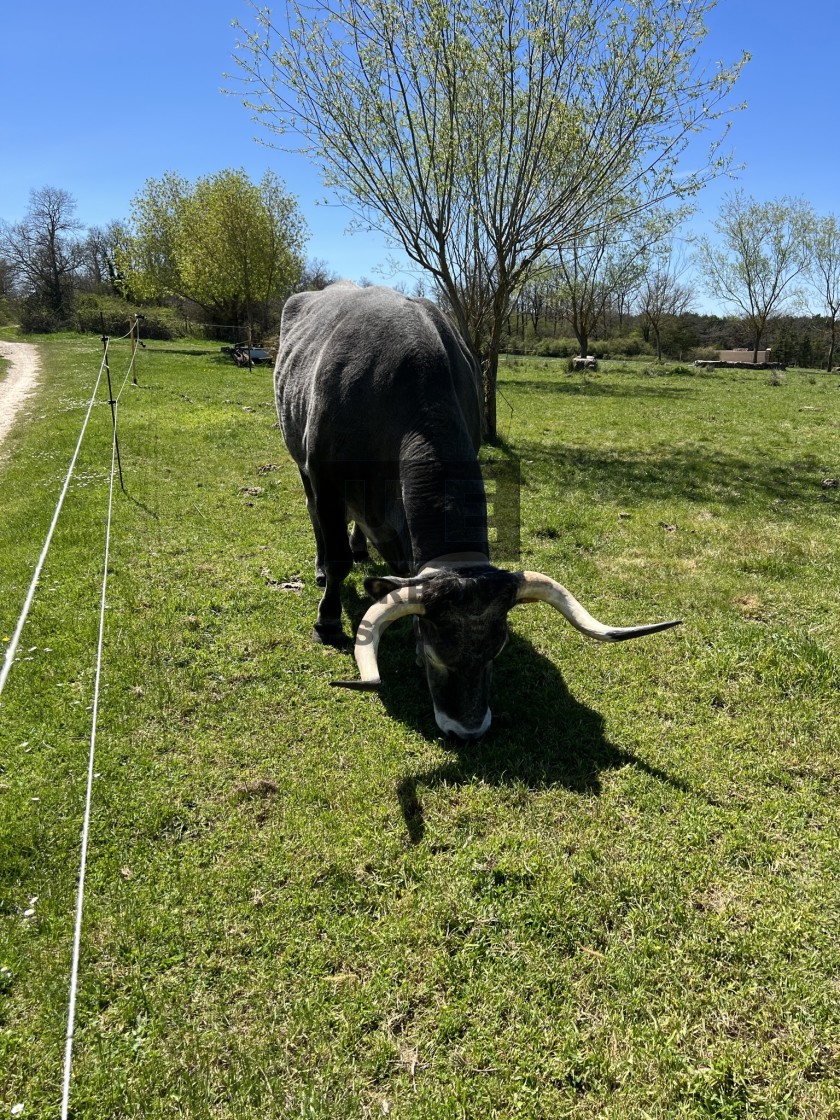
[{"left": 0, "top": 330, "right": 137, "bottom": 1117}]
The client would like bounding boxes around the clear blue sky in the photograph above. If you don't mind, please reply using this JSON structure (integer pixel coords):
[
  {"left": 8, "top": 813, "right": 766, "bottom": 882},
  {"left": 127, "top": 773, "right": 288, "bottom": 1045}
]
[{"left": 1, "top": 0, "right": 837, "bottom": 299}]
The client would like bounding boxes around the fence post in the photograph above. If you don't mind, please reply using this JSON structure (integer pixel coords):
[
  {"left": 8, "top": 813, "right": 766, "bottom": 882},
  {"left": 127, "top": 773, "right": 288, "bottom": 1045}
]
[
  {"left": 100, "top": 315, "right": 125, "bottom": 493},
  {"left": 131, "top": 315, "right": 139, "bottom": 385}
]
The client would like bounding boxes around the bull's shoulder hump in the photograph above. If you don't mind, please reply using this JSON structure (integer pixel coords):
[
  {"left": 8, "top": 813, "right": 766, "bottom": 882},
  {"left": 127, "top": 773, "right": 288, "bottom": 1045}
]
[
  {"left": 280, "top": 281, "right": 368, "bottom": 338},
  {"left": 279, "top": 290, "right": 320, "bottom": 337}
]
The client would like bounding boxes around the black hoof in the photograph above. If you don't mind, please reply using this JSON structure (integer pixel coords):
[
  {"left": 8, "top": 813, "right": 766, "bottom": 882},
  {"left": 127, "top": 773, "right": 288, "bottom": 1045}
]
[
  {"left": 312, "top": 624, "right": 348, "bottom": 647},
  {"left": 352, "top": 549, "right": 370, "bottom": 563}
]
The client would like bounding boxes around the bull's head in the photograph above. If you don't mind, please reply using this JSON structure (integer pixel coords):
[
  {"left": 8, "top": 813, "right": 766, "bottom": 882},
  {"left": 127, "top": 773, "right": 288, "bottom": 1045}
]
[{"left": 332, "top": 563, "right": 681, "bottom": 740}]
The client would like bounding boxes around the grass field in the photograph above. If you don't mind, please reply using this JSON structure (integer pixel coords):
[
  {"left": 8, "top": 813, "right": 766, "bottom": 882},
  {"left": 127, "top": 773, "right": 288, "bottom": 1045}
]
[{"left": 1, "top": 334, "right": 838, "bottom": 1118}]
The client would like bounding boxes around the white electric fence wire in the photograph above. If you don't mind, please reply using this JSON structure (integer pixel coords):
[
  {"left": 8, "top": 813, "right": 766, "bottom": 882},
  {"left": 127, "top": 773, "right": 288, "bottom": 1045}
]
[
  {"left": 115, "top": 359, "right": 134, "bottom": 403},
  {"left": 60, "top": 388, "right": 120, "bottom": 1120},
  {"left": 0, "top": 350, "right": 108, "bottom": 700},
  {"left": 0, "top": 332, "right": 136, "bottom": 1112}
]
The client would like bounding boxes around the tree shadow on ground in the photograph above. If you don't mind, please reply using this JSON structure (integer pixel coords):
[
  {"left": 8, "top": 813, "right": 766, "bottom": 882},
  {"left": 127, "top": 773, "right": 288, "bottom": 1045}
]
[
  {"left": 509, "top": 378, "right": 697, "bottom": 399},
  {"left": 342, "top": 582, "right": 699, "bottom": 844}
]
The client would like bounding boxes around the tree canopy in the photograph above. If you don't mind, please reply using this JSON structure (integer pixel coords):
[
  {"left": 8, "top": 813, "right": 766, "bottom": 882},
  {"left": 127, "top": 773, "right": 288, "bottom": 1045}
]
[
  {"left": 550, "top": 219, "right": 650, "bottom": 361},
  {"left": 0, "top": 186, "right": 85, "bottom": 324},
  {"left": 809, "top": 214, "right": 840, "bottom": 371},
  {"left": 696, "top": 191, "right": 813, "bottom": 362},
  {"left": 119, "top": 169, "right": 307, "bottom": 330},
  {"left": 235, "top": 0, "right": 747, "bottom": 435}
]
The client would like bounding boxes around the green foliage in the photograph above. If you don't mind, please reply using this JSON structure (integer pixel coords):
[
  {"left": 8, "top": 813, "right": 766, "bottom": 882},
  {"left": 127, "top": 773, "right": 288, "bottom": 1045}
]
[
  {"left": 696, "top": 191, "right": 814, "bottom": 354},
  {"left": 533, "top": 335, "right": 584, "bottom": 357},
  {"left": 507, "top": 335, "right": 651, "bottom": 359},
  {"left": 0, "top": 301, "right": 14, "bottom": 327},
  {"left": 18, "top": 301, "right": 65, "bottom": 333},
  {"left": 690, "top": 345, "right": 721, "bottom": 362},
  {"left": 73, "top": 294, "right": 184, "bottom": 340},
  {"left": 119, "top": 169, "right": 307, "bottom": 330},
  {"left": 1, "top": 340, "right": 838, "bottom": 1116},
  {"left": 639, "top": 362, "right": 695, "bottom": 377}
]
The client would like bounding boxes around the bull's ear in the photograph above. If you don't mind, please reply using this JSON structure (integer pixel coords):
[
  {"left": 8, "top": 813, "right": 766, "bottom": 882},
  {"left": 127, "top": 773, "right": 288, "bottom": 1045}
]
[{"left": 364, "top": 575, "right": 412, "bottom": 601}]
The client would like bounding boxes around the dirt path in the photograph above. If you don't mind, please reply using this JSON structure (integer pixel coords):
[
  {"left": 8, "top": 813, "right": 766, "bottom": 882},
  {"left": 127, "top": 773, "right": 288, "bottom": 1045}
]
[{"left": 0, "top": 339, "right": 41, "bottom": 451}]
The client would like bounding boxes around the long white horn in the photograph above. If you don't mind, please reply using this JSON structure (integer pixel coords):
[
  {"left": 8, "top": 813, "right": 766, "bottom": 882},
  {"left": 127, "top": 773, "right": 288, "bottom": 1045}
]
[
  {"left": 515, "top": 572, "right": 681, "bottom": 642},
  {"left": 331, "top": 587, "right": 425, "bottom": 689}
]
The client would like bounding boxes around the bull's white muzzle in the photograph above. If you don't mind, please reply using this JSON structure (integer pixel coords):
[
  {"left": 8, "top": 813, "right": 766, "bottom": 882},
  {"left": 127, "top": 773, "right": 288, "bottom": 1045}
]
[{"left": 434, "top": 706, "right": 492, "bottom": 741}]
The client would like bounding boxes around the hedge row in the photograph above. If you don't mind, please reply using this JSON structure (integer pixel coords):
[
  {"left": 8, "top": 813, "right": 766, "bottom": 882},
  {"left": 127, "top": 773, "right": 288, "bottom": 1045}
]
[{"left": 500, "top": 334, "right": 655, "bottom": 359}]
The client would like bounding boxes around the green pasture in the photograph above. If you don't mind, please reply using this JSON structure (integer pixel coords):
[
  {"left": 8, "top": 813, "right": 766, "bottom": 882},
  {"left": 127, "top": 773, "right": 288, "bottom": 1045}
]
[{"left": 1, "top": 335, "right": 838, "bottom": 1118}]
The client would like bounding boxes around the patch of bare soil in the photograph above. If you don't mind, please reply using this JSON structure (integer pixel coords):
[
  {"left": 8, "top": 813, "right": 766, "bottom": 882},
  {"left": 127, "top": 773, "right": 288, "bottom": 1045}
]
[{"left": 0, "top": 340, "right": 41, "bottom": 452}]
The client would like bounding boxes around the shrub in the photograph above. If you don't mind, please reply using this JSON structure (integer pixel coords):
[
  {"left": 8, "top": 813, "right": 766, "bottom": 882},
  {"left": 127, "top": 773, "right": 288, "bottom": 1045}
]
[
  {"left": 0, "top": 298, "right": 18, "bottom": 327},
  {"left": 75, "top": 295, "right": 184, "bottom": 340},
  {"left": 641, "top": 362, "right": 696, "bottom": 378},
  {"left": 534, "top": 337, "right": 580, "bottom": 358},
  {"left": 19, "top": 303, "right": 65, "bottom": 333},
  {"left": 591, "top": 336, "right": 652, "bottom": 359},
  {"left": 501, "top": 335, "right": 653, "bottom": 360},
  {"left": 689, "top": 346, "right": 720, "bottom": 362}
]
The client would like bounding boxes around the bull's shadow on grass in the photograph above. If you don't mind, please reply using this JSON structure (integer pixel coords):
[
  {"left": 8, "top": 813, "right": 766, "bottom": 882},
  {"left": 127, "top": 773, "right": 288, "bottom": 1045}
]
[{"left": 342, "top": 583, "right": 693, "bottom": 844}]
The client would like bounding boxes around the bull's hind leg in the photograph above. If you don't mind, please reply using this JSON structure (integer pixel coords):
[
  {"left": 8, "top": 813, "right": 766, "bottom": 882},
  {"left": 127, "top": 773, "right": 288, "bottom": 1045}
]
[
  {"left": 303, "top": 474, "right": 353, "bottom": 645},
  {"left": 314, "top": 546, "right": 353, "bottom": 645},
  {"left": 298, "top": 470, "right": 328, "bottom": 587}
]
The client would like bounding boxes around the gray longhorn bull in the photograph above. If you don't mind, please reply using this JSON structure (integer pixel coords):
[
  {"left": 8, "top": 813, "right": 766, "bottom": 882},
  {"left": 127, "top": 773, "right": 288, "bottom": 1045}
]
[{"left": 274, "top": 282, "right": 680, "bottom": 740}]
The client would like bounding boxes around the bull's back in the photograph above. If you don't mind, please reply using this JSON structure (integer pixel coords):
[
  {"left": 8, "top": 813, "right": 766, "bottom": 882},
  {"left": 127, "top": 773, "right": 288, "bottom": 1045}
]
[{"left": 275, "top": 284, "right": 481, "bottom": 467}]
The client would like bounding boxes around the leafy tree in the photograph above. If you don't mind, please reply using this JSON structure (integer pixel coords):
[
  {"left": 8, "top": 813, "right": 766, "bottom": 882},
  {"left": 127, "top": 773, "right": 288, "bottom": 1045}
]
[
  {"left": 809, "top": 214, "right": 840, "bottom": 371},
  {"left": 120, "top": 171, "right": 187, "bottom": 303},
  {"left": 234, "top": 0, "right": 746, "bottom": 438},
  {"left": 550, "top": 218, "right": 649, "bottom": 359},
  {"left": 78, "top": 222, "right": 127, "bottom": 293},
  {"left": 798, "top": 332, "right": 813, "bottom": 369},
  {"left": 0, "top": 186, "right": 85, "bottom": 321},
  {"left": 120, "top": 169, "right": 307, "bottom": 331},
  {"left": 520, "top": 275, "right": 549, "bottom": 340},
  {"left": 638, "top": 237, "right": 694, "bottom": 360},
  {"left": 696, "top": 191, "right": 813, "bottom": 363}
]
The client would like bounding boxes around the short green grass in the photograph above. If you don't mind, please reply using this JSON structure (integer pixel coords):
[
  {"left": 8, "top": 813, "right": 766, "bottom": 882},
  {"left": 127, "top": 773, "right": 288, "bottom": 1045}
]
[{"left": 1, "top": 339, "right": 838, "bottom": 1118}]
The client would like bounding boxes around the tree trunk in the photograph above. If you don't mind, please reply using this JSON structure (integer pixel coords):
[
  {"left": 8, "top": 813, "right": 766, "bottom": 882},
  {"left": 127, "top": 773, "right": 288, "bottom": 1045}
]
[
  {"left": 827, "top": 316, "right": 836, "bottom": 371},
  {"left": 484, "top": 351, "right": 498, "bottom": 443}
]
